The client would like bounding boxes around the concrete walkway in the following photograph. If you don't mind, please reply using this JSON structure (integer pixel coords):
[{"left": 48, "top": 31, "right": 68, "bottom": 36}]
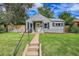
[{"left": 22, "top": 33, "right": 40, "bottom": 56}]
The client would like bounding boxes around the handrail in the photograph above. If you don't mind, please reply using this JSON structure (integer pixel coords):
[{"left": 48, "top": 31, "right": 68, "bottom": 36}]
[{"left": 13, "top": 31, "right": 26, "bottom": 56}]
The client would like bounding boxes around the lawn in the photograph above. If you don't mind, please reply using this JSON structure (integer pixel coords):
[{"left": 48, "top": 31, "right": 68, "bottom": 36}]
[
  {"left": 40, "top": 33, "right": 79, "bottom": 56},
  {"left": 0, "top": 32, "right": 34, "bottom": 56}
]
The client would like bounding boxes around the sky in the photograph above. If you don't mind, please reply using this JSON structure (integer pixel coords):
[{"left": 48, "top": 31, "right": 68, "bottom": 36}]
[{"left": 26, "top": 3, "right": 79, "bottom": 19}]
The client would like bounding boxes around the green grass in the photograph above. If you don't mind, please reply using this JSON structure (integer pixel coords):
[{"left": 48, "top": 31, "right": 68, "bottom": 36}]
[
  {"left": 40, "top": 33, "right": 79, "bottom": 56},
  {"left": 0, "top": 32, "right": 34, "bottom": 56}
]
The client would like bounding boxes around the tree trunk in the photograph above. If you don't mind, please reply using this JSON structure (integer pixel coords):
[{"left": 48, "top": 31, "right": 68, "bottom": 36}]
[{"left": 4, "top": 24, "right": 8, "bottom": 32}]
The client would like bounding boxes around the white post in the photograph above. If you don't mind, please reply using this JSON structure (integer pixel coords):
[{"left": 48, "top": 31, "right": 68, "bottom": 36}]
[
  {"left": 25, "top": 22, "right": 27, "bottom": 32},
  {"left": 32, "top": 22, "right": 34, "bottom": 33},
  {"left": 43, "top": 22, "right": 45, "bottom": 32},
  {"left": 28, "top": 22, "right": 30, "bottom": 32}
]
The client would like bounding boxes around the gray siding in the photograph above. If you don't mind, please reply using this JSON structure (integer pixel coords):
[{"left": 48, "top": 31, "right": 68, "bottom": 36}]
[{"left": 43, "top": 22, "right": 64, "bottom": 33}]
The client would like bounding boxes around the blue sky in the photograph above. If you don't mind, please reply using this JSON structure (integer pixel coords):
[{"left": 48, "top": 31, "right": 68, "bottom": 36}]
[{"left": 26, "top": 3, "right": 79, "bottom": 19}]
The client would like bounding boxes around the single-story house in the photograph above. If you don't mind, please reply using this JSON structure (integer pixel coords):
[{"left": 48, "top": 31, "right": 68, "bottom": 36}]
[{"left": 26, "top": 14, "right": 65, "bottom": 33}]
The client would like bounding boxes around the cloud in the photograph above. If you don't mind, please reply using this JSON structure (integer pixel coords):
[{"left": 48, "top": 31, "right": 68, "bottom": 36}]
[
  {"left": 27, "top": 3, "right": 79, "bottom": 19},
  {"left": 33, "top": 3, "right": 43, "bottom": 8},
  {"left": 67, "top": 4, "right": 79, "bottom": 11},
  {"left": 49, "top": 3, "right": 79, "bottom": 19},
  {"left": 26, "top": 8, "right": 38, "bottom": 17},
  {"left": 75, "top": 17, "right": 79, "bottom": 19},
  {"left": 26, "top": 3, "right": 43, "bottom": 17}
]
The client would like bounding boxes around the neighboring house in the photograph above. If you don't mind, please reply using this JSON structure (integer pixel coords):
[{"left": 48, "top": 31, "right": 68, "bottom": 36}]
[
  {"left": 73, "top": 19, "right": 79, "bottom": 27},
  {"left": 26, "top": 14, "right": 65, "bottom": 33}
]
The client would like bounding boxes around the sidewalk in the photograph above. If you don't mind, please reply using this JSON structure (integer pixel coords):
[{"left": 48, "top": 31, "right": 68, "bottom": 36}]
[{"left": 22, "top": 33, "right": 40, "bottom": 56}]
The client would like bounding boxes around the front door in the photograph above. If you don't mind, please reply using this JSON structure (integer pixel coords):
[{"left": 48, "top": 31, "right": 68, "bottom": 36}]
[{"left": 34, "top": 21, "right": 42, "bottom": 32}]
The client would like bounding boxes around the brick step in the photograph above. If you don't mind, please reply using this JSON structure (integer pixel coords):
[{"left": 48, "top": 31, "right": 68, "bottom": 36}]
[
  {"left": 30, "top": 40, "right": 39, "bottom": 44},
  {"left": 26, "top": 50, "right": 38, "bottom": 56},
  {"left": 28, "top": 45, "right": 39, "bottom": 51},
  {"left": 30, "top": 42, "right": 39, "bottom": 44},
  {"left": 29, "top": 43, "right": 39, "bottom": 46}
]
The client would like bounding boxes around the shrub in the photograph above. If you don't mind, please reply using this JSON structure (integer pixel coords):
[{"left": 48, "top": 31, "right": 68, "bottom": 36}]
[
  {"left": 70, "top": 25, "right": 79, "bottom": 33},
  {"left": 0, "top": 26, "right": 6, "bottom": 33}
]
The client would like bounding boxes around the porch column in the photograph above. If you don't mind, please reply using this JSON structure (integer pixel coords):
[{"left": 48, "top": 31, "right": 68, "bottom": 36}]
[
  {"left": 42, "top": 22, "right": 44, "bottom": 32},
  {"left": 26, "top": 22, "right": 30, "bottom": 32},
  {"left": 29, "top": 23, "right": 31, "bottom": 31},
  {"left": 32, "top": 22, "right": 34, "bottom": 32}
]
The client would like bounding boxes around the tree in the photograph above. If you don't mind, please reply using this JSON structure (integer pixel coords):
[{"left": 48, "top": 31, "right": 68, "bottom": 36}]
[
  {"left": 0, "top": 3, "right": 33, "bottom": 32},
  {"left": 38, "top": 4, "right": 54, "bottom": 18},
  {"left": 4, "top": 3, "right": 33, "bottom": 24},
  {"left": 0, "top": 11, "right": 14, "bottom": 32},
  {"left": 59, "top": 11, "right": 76, "bottom": 32},
  {"left": 70, "top": 24, "right": 79, "bottom": 33},
  {"left": 59, "top": 11, "right": 75, "bottom": 25}
]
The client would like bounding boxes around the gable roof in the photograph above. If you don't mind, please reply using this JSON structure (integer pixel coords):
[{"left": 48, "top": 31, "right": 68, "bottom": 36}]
[
  {"left": 26, "top": 14, "right": 50, "bottom": 23},
  {"left": 26, "top": 14, "right": 64, "bottom": 23}
]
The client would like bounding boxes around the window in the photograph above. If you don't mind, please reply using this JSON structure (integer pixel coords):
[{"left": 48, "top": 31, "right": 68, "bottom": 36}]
[
  {"left": 56, "top": 23, "right": 58, "bottom": 26},
  {"left": 61, "top": 23, "right": 64, "bottom": 27},
  {"left": 52, "top": 22, "right": 64, "bottom": 27},
  {"left": 48, "top": 23, "right": 49, "bottom": 29},
  {"left": 44, "top": 23, "right": 48, "bottom": 28},
  {"left": 30, "top": 23, "right": 32, "bottom": 28},
  {"left": 58, "top": 23, "right": 60, "bottom": 26},
  {"left": 44, "top": 23, "right": 49, "bottom": 29}
]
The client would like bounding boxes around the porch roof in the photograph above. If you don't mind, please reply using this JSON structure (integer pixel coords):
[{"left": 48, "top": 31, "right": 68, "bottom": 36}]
[
  {"left": 50, "top": 19, "right": 64, "bottom": 22},
  {"left": 26, "top": 14, "right": 50, "bottom": 23}
]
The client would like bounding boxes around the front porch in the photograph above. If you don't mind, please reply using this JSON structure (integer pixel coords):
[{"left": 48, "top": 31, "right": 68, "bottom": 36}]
[
  {"left": 26, "top": 21, "right": 43, "bottom": 33},
  {"left": 26, "top": 21, "right": 49, "bottom": 33}
]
